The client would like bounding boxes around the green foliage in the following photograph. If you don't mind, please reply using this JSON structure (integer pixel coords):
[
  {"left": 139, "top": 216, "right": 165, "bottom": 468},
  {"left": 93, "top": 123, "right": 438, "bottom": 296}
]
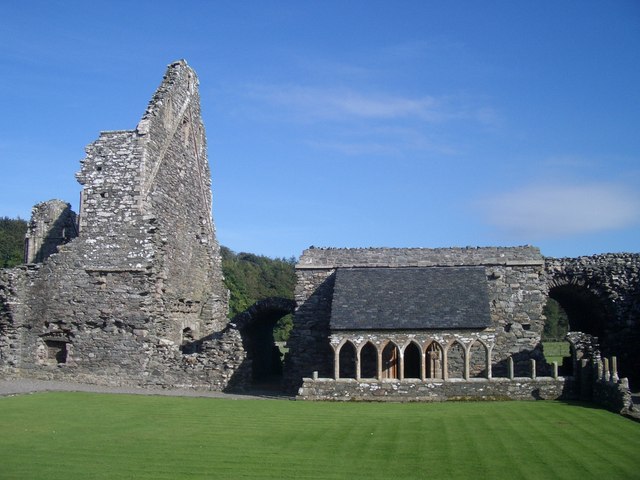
[
  {"left": 0, "top": 217, "right": 27, "bottom": 268},
  {"left": 1, "top": 393, "right": 640, "bottom": 479},
  {"left": 220, "top": 246, "right": 296, "bottom": 339},
  {"left": 542, "top": 341, "right": 571, "bottom": 365},
  {"left": 273, "top": 313, "right": 293, "bottom": 342},
  {"left": 542, "top": 297, "right": 569, "bottom": 340}
]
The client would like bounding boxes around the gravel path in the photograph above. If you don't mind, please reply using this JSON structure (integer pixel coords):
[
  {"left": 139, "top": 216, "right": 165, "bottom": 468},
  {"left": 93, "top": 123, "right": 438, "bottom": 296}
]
[{"left": 0, "top": 378, "right": 293, "bottom": 400}]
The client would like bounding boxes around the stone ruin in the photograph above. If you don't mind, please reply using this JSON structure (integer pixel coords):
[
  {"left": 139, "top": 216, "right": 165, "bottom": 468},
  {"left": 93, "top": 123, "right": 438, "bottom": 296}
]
[
  {"left": 0, "top": 61, "right": 246, "bottom": 389},
  {"left": 0, "top": 61, "right": 638, "bottom": 413}
]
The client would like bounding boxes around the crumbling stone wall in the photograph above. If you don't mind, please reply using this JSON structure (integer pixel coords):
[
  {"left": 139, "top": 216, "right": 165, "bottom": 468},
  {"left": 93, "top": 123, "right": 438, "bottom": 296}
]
[
  {"left": 545, "top": 254, "right": 640, "bottom": 386},
  {"left": 24, "top": 200, "right": 77, "bottom": 264},
  {"left": 284, "top": 246, "right": 548, "bottom": 390},
  {"left": 0, "top": 61, "right": 234, "bottom": 389}
]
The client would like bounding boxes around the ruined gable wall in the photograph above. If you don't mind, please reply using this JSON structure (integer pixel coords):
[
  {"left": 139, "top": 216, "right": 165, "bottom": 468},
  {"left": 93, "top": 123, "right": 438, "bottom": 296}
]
[
  {"left": 135, "top": 61, "right": 228, "bottom": 343},
  {"left": 0, "top": 61, "right": 230, "bottom": 388},
  {"left": 285, "top": 246, "right": 548, "bottom": 388}
]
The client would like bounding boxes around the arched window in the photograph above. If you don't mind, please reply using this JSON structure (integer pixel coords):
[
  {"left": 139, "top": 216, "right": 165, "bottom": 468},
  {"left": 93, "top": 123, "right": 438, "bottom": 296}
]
[
  {"left": 447, "top": 341, "right": 465, "bottom": 379},
  {"left": 426, "top": 342, "right": 443, "bottom": 379},
  {"left": 338, "top": 341, "right": 357, "bottom": 379},
  {"left": 382, "top": 342, "right": 399, "bottom": 379},
  {"left": 360, "top": 342, "right": 378, "bottom": 379},
  {"left": 469, "top": 341, "right": 488, "bottom": 378},
  {"left": 403, "top": 342, "right": 422, "bottom": 379}
]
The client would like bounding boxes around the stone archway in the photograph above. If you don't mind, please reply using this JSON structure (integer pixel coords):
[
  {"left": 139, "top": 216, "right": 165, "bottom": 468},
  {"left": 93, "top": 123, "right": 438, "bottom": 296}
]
[
  {"left": 232, "top": 297, "right": 296, "bottom": 387},
  {"left": 545, "top": 254, "right": 640, "bottom": 388}
]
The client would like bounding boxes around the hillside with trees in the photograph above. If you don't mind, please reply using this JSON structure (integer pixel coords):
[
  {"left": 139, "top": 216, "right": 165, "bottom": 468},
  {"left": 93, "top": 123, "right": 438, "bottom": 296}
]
[
  {"left": 0, "top": 217, "right": 27, "bottom": 268},
  {"left": 220, "top": 246, "right": 296, "bottom": 341}
]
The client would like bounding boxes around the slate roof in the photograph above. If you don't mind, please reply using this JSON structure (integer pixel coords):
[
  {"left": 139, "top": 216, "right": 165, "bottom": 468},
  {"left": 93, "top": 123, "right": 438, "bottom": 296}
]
[{"left": 330, "top": 267, "right": 492, "bottom": 330}]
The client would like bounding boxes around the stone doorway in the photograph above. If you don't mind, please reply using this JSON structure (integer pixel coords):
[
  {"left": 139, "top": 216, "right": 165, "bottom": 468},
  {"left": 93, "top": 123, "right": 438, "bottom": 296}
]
[{"left": 236, "top": 298, "right": 295, "bottom": 390}]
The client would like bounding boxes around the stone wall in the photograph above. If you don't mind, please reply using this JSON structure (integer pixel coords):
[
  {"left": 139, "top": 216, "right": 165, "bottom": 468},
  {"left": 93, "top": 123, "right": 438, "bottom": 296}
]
[
  {"left": 0, "top": 61, "right": 236, "bottom": 389},
  {"left": 24, "top": 200, "right": 77, "bottom": 264},
  {"left": 545, "top": 254, "right": 640, "bottom": 386},
  {"left": 285, "top": 246, "right": 549, "bottom": 391},
  {"left": 298, "top": 377, "right": 571, "bottom": 402}
]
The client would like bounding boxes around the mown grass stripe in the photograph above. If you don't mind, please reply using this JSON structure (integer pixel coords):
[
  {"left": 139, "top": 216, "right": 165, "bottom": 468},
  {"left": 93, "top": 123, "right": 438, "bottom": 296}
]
[{"left": 1, "top": 394, "right": 639, "bottom": 479}]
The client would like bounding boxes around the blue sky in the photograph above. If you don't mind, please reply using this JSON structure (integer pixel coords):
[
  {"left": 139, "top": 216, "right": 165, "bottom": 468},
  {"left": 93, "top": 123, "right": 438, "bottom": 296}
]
[{"left": 1, "top": 1, "right": 639, "bottom": 259}]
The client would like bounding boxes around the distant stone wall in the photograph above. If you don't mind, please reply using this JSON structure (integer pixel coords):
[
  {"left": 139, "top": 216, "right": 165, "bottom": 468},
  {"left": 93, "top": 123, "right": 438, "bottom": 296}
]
[
  {"left": 285, "top": 246, "right": 549, "bottom": 391},
  {"left": 298, "top": 377, "right": 571, "bottom": 402}
]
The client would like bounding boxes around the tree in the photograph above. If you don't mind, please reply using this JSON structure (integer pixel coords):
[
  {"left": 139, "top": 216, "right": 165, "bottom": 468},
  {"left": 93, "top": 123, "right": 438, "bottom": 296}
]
[
  {"left": 220, "top": 246, "right": 296, "bottom": 340},
  {"left": 542, "top": 297, "right": 569, "bottom": 340},
  {"left": 0, "top": 217, "right": 27, "bottom": 268}
]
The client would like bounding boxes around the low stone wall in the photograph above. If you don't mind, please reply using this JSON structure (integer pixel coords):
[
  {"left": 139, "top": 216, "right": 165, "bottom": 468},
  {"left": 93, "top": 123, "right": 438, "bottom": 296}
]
[{"left": 298, "top": 376, "right": 573, "bottom": 402}]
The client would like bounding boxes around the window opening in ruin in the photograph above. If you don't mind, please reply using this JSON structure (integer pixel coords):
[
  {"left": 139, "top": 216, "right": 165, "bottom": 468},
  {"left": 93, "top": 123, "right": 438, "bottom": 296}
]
[
  {"left": 447, "top": 342, "right": 465, "bottom": 379},
  {"left": 360, "top": 342, "right": 378, "bottom": 379},
  {"left": 426, "top": 342, "right": 443, "bottom": 379},
  {"left": 338, "top": 341, "right": 357, "bottom": 379},
  {"left": 45, "top": 340, "right": 67, "bottom": 364},
  {"left": 382, "top": 343, "right": 399, "bottom": 379},
  {"left": 181, "top": 327, "right": 200, "bottom": 354},
  {"left": 403, "top": 342, "right": 421, "bottom": 379}
]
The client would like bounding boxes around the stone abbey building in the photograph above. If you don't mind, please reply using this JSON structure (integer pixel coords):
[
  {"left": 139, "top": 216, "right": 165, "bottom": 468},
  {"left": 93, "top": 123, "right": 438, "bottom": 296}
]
[{"left": 0, "top": 61, "right": 638, "bottom": 410}]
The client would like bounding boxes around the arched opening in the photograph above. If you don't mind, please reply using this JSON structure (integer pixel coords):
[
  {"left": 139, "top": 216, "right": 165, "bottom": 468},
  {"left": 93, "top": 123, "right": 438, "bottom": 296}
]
[
  {"left": 360, "top": 342, "right": 378, "bottom": 378},
  {"left": 447, "top": 341, "right": 465, "bottom": 379},
  {"left": 425, "top": 342, "right": 443, "bottom": 379},
  {"left": 237, "top": 298, "right": 295, "bottom": 389},
  {"left": 382, "top": 342, "right": 399, "bottom": 379},
  {"left": 469, "top": 341, "right": 487, "bottom": 378},
  {"left": 548, "top": 285, "right": 606, "bottom": 340},
  {"left": 546, "top": 284, "right": 610, "bottom": 378},
  {"left": 403, "top": 342, "right": 421, "bottom": 379},
  {"left": 338, "top": 341, "right": 357, "bottom": 379}
]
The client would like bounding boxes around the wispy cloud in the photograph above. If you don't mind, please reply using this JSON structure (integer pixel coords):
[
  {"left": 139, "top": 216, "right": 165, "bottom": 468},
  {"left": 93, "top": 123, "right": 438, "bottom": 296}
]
[
  {"left": 245, "top": 84, "right": 496, "bottom": 125},
  {"left": 478, "top": 183, "right": 640, "bottom": 238},
  {"left": 307, "top": 126, "right": 460, "bottom": 156}
]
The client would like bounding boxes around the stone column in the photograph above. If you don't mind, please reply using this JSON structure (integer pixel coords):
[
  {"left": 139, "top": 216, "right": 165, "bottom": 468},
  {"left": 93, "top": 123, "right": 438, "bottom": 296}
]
[
  {"left": 333, "top": 346, "right": 340, "bottom": 380},
  {"left": 508, "top": 357, "right": 514, "bottom": 380},
  {"left": 377, "top": 348, "right": 382, "bottom": 380},
  {"left": 399, "top": 351, "right": 405, "bottom": 381},
  {"left": 356, "top": 348, "right": 361, "bottom": 381},
  {"left": 530, "top": 359, "right": 536, "bottom": 379},
  {"left": 420, "top": 350, "right": 426, "bottom": 382},
  {"left": 463, "top": 346, "right": 470, "bottom": 380},
  {"left": 486, "top": 347, "right": 493, "bottom": 380},
  {"left": 442, "top": 348, "right": 449, "bottom": 381},
  {"left": 611, "top": 356, "right": 619, "bottom": 382}
]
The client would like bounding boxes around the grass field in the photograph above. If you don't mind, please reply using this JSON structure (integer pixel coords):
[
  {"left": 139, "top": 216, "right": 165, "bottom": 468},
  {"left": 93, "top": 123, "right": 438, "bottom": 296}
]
[
  {"left": 542, "top": 341, "right": 572, "bottom": 365},
  {"left": 1, "top": 393, "right": 639, "bottom": 479}
]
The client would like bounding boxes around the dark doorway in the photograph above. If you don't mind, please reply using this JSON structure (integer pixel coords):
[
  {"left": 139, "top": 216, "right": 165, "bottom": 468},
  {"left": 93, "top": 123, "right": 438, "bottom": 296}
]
[
  {"left": 237, "top": 298, "right": 296, "bottom": 390},
  {"left": 338, "top": 341, "right": 357, "bottom": 379},
  {"left": 244, "top": 311, "right": 286, "bottom": 386},
  {"left": 403, "top": 342, "right": 421, "bottom": 379},
  {"left": 360, "top": 342, "right": 378, "bottom": 378}
]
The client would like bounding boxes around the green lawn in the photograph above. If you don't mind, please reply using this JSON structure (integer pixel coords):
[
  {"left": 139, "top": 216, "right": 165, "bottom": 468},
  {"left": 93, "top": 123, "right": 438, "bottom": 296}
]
[
  {"left": 542, "top": 341, "right": 571, "bottom": 365},
  {"left": 0, "top": 393, "right": 639, "bottom": 479}
]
